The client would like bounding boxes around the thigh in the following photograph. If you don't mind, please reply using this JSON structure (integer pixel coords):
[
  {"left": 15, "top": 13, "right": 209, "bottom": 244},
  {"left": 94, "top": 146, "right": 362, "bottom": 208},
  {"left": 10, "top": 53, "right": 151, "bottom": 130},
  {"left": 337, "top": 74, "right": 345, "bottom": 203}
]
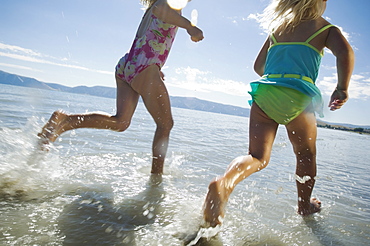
[
  {"left": 115, "top": 75, "right": 140, "bottom": 120},
  {"left": 130, "top": 65, "right": 173, "bottom": 126},
  {"left": 249, "top": 103, "right": 279, "bottom": 162},
  {"left": 285, "top": 106, "right": 317, "bottom": 155}
]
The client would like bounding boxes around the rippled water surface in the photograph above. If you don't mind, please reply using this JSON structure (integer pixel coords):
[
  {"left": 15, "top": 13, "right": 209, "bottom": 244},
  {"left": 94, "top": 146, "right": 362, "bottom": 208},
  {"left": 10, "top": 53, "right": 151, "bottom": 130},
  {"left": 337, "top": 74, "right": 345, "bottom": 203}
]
[{"left": 0, "top": 84, "right": 369, "bottom": 245}]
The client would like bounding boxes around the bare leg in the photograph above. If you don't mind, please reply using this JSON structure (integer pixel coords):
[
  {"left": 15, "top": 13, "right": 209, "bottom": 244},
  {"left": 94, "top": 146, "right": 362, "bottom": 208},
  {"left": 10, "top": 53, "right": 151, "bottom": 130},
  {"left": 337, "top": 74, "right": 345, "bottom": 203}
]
[
  {"left": 286, "top": 106, "right": 321, "bottom": 215},
  {"left": 38, "top": 76, "right": 139, "bottom": 144},
  {"left": 203, "top": 103, "right": 279, "bottom": 227},
  {"left": 130, "top": 65, "right": 174, "bottom": 174},
  {"left": 203, "top": 155, "right": 264, "bottom": 227}
]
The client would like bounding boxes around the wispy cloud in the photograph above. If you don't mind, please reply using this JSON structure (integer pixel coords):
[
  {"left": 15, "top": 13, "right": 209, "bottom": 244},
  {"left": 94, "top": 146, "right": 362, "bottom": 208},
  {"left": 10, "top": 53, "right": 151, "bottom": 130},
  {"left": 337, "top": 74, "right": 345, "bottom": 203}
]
[
  {"left": 247, "top": 13, "right": 260, "bottom": 23},
  {"left": 0, "top": 43, "right": 44, "bottom": 57},
  {"left": 168, "top": 66, "right": 249, "bottom": 96},
  {"left": 0, "top": 62, "right": 41, "bottom": 72},
  {"left": 246, "top": 12, "right": 353, "bottom": 41},
  {"left": 0, "top": 43, "right": 113, "bottom": 75},
  {"left": 225, "top": 16, "right": 249, "bottom": 25},
  {"left": 317, "top": 73, "right": 370, "bottom": 99}
]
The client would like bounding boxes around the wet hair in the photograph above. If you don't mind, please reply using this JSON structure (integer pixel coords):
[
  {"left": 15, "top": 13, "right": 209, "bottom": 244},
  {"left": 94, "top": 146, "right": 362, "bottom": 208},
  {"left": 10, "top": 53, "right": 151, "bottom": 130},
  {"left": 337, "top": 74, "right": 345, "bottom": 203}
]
[
  {"left": 262, "top": 0, "right": 326, "bottom": 32},
  {"left": 140, "top": 0, "right": 158, "bottom": 8}
]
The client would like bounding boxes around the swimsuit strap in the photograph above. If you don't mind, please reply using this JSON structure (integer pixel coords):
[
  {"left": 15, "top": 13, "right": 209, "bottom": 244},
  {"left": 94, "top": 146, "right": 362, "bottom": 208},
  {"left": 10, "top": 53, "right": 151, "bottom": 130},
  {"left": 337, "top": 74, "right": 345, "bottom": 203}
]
[
  {"left": 271, "top": 24, "right": 335, "bottom": 44},
  {"left": 305, "top": 24, "right": 335, "bottom": 43},
  {"left": 270, "top": 33, "right": 278, "bottom": 44}
]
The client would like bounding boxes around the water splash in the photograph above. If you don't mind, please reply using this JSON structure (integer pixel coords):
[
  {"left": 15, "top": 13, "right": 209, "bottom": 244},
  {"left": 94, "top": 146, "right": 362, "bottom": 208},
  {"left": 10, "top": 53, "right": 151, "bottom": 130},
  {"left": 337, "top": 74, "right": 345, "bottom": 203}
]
[
  {"left": 295, "top": 174, "right": 313, "bottom": 184},
  {"left": 185, "top": 225, "right": 222, "bottom": 245},
  {"left": 0, "top": 117, "right": 64, "bottom": 200},
  {"left": 191, "top": 9, "right": 198, "bottom": 26}
]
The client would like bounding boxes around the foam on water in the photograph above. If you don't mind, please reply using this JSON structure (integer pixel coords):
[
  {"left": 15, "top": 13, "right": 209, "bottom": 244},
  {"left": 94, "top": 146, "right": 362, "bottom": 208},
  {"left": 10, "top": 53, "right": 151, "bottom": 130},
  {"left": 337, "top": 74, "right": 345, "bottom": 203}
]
[
  {"left": 0, "top": 117, "right": 64, "bottom": 201},
  {"left": 0, "top": 118, "right": 206, "bottom": 245}
]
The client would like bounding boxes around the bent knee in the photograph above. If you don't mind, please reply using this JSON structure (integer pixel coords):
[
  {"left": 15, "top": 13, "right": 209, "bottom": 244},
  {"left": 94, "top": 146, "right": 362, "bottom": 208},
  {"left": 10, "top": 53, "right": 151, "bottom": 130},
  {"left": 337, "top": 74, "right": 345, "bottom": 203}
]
[
  {"left": 249, "top": 154, "right": 270, "bottom": 171},
  {"left": 293, "top": 148, "right": 316, "bottom": 159},
  {"left": 115, "top": 120, "right": 131, "bottom": 132},
  {"left": 238, "top": 155, "right": 269, "bottom": 172},
  {"left": 249, "top": 151, "right": 270, "bottom": 170}
]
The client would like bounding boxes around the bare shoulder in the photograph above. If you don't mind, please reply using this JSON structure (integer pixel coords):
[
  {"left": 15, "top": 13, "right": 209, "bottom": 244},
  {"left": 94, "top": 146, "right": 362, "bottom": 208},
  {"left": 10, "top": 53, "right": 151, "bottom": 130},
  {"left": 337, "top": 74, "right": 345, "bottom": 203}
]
[
  {"left": 327, "top": 26, "right": 347, "bottom": 43},
  {"left": 325, "top": 24, "right": 352, "bottom": 55},
  {"left": 316, "top": 17, "right": 331, "bottom": 26},
  {"left": 152, "top": 0, "right": 168, "bottom": 10},
  {"left": 152, "top": 0, "right": 168, "bottom": 17},
  {"left": 153, "top": 0, "right": 167, "bottom": 7}
]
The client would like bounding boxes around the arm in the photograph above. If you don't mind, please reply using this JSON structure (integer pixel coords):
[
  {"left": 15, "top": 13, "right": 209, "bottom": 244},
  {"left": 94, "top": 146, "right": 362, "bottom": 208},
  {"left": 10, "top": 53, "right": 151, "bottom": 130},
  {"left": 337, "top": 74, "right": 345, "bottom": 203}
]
[
  {"left": 152, "top": 0, "right": 204, "bottom": 42},
  {"left": 325, "top": 27, "right": 355, "bottom": 111},
  {"left": 254, "top": 37, "right": 270, "bottom": 76}
]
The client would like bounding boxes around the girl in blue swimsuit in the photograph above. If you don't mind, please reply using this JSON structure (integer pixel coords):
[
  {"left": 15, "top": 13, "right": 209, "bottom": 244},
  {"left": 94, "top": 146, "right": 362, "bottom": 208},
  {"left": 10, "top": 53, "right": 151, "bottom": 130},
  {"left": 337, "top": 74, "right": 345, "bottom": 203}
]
[{"left": 203, "top": 0, "right": 354, "bottom": 227}]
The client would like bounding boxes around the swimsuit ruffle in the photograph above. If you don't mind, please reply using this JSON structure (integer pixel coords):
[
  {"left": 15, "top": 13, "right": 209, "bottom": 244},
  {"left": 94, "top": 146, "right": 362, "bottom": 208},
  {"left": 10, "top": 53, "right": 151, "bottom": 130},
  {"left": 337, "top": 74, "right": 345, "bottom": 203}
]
[{"left": 248, "top": 77, "right": 324, "bottom": 118}]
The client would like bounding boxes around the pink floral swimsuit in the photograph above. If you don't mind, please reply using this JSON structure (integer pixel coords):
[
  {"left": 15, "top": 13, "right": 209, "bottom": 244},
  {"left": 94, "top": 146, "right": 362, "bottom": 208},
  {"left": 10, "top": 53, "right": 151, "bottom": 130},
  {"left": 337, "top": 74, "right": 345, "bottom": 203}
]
[{"left": 115, "top": 9, "right": 178, "bottom": 84}]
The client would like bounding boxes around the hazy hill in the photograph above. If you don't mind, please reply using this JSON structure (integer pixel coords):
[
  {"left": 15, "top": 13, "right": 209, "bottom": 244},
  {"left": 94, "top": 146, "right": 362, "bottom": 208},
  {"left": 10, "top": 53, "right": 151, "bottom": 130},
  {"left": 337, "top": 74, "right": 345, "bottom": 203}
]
[
  {"left": 0, "top": 70, "right": 249, "bottom": 117},
  {"left": 1, "top": 70, "right": 369, "bottom": 132}
]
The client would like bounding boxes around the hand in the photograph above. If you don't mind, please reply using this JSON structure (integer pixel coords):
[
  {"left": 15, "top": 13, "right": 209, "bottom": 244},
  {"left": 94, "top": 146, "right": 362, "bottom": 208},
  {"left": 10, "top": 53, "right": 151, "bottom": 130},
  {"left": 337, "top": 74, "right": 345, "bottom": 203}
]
[
  {"left": 187, "top": 26, "right": 204, "bottom": 42},
  {"left": 328, "top": 89, "right": 348, "bottom": 111}
]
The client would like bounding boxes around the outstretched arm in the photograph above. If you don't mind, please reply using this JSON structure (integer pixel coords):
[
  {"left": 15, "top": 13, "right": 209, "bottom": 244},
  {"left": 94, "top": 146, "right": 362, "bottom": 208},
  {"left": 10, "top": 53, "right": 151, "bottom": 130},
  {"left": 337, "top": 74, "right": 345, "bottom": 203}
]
[
  {"left": 152, "top": 0, "right": 204, "bottom": 42},
  {"left": 326, "top": 27, "right": 355, "bottom": 111}
]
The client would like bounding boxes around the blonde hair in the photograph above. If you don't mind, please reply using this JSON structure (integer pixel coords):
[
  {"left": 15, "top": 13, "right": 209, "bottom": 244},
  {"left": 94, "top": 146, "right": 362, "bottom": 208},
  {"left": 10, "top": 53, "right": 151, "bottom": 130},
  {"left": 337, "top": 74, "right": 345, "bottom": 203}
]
[
  {"left": 140, "top": 0, "right": 157, "bottom": 8},
  {"left": 261, "top": 0, "right": 326, "bottom": 32}
]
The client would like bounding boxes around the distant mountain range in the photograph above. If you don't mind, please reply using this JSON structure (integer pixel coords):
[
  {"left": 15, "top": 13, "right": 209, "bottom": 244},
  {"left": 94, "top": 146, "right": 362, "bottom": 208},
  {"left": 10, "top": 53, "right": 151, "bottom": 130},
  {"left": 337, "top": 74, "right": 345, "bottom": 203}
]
[
  {"left": 1, "top": 70, "right": 369, "bottom": 131},
  {"left": 0, "top": 70, "right": 249, "bottom": 118}
]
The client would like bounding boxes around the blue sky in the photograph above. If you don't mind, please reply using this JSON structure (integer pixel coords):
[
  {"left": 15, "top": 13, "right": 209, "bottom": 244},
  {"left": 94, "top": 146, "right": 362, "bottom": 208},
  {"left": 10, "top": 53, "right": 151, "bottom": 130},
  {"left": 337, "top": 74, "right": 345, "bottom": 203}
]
[{"left": 0, "top": 0, "right": 369, "bottom": 126}]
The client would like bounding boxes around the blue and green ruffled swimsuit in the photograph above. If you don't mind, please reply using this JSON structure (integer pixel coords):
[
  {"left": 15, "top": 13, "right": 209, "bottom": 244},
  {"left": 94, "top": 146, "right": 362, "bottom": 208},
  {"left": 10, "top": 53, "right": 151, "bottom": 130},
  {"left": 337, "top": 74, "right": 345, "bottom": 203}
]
[{"left": 249, "top": 24, "right": 334, "bottom": 124}]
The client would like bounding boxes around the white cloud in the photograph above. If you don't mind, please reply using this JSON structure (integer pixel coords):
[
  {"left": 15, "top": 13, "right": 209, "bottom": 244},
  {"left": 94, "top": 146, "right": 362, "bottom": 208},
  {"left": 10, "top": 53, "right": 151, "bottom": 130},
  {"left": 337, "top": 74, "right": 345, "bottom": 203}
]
[
  {"left": 0, "top": 42, "right": 113, "bottom": 76},
  {"left": 169, "top": 66, "right": 249, "bottom": 96},
  {"left": 247, "top": 13, "right": 259, "bottom": 21},
  {"left": 0, "top": 43, "right": 43, "bottom": 57},
  {"left": 348, "top": 74, "right": 370, "bottom": 99},
  {"left": 317, "top": 73, "right": 370, "bottom": 99},
  {"left": 170, "top": 66, "right": 370, "bottom": 102},
  {"left": 0, "top": 62, "right": 41, "bottom": 72}
]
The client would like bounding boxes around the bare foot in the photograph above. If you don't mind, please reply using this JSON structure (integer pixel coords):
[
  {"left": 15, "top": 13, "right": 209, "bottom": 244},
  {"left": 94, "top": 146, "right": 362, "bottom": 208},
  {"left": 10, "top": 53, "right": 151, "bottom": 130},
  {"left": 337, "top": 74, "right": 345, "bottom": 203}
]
[
  {"left": 298, "top": 197, "right": 321, "bottom": 216},
  {"left": 37, "top": 110, "right": 68, "bottom": 145},
  {"left": 202, "top": 178, "right": 229, "bottom": 227}
]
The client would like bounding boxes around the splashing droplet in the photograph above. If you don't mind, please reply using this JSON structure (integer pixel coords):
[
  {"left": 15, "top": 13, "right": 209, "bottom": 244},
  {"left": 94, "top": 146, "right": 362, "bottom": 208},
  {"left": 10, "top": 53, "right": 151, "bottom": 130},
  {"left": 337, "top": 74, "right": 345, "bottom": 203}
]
[{"left": 191, "top": 9, "right": 198, "bottom": 26}]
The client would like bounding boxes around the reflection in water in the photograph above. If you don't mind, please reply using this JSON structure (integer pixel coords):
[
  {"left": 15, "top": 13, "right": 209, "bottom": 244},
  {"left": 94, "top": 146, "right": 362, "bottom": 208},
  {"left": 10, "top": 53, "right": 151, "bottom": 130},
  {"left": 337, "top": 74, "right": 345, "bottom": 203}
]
[{"left": 58, "top": 174, "right": 165, "bottom": 245}]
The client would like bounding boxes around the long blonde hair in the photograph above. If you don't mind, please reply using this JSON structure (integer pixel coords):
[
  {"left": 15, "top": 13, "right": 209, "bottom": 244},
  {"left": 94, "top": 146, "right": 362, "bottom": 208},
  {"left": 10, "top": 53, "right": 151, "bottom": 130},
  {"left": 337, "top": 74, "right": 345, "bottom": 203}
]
[{"left": 261, "top": 0, "right": 326, "bottom": 32}]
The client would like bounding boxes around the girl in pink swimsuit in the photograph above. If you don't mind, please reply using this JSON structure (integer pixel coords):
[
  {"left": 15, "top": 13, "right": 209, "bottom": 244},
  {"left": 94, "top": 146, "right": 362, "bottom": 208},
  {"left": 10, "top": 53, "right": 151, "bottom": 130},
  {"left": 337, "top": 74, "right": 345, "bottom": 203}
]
[
  {"left": 38, "top": 0, "right": 204, "bottom": 174},
  {"left": 116, "top": 3, "right": 178, "bottom": 84}
]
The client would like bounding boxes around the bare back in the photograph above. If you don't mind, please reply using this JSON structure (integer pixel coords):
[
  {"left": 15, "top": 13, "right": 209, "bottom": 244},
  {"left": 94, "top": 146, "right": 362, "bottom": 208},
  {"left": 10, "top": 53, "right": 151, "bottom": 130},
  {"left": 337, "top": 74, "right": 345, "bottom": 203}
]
[{"left": 272, "top": 17, "right": 332, "bottom": 52}]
